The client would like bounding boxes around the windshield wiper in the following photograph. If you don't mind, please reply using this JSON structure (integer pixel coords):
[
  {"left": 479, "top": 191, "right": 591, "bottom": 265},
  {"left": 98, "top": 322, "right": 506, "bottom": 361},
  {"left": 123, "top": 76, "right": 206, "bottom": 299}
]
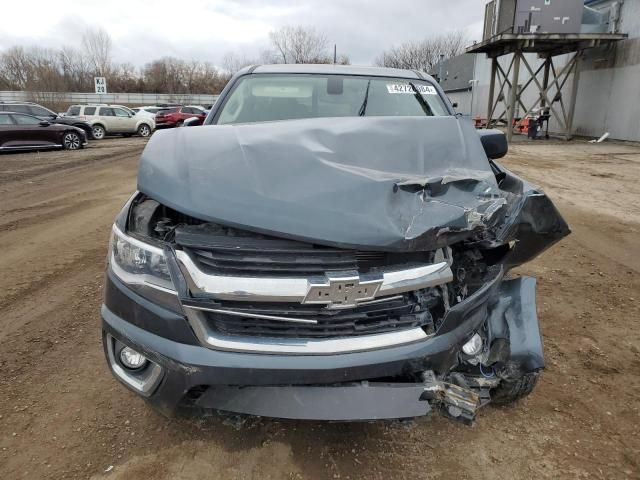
[
  {"left": 408, "top": 82, "right": 433, "bottom": 116},
  {"left": 358, "top": 80, "right": 371, "bottom": 116}
]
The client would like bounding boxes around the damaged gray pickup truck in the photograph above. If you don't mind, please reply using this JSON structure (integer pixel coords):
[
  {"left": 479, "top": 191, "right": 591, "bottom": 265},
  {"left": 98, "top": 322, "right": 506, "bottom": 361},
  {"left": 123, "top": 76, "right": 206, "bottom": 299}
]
[{"left": 102, "top": 64, "right": 570, "bottom": 424}]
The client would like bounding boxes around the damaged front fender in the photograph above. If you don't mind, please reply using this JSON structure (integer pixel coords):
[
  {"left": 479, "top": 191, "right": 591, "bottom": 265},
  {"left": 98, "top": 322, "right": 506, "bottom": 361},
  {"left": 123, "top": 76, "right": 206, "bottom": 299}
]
[{"left": 487, "top": 276, "right": 545, "bottom": 375}]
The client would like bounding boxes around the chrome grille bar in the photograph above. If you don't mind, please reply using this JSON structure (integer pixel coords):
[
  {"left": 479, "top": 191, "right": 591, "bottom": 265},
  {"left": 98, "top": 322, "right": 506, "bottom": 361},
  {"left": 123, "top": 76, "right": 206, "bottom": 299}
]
[{"left": 175, "top": 250, "right": 453, "bottom": 304}]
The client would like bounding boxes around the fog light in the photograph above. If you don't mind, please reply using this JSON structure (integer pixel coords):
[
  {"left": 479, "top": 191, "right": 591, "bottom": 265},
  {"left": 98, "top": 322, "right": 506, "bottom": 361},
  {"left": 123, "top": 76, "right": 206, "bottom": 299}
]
[
  {"left": 119, "top": 346, "right": 147, "bottom": 370},
  {"left": 462, "top": 333, "right": 483, "bottom": 356}
]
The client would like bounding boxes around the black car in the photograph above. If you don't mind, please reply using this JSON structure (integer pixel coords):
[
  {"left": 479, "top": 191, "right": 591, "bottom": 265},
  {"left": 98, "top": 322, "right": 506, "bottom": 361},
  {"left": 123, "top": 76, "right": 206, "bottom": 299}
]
[
  {"left": 0, "top": 112, "right": 87, "bottom": 151},
  {"left": 0, "top": 102, "right": 94, "bottom": 139},
  {"left": 101, "top": 65, "right": 569, "bottom": 424}
]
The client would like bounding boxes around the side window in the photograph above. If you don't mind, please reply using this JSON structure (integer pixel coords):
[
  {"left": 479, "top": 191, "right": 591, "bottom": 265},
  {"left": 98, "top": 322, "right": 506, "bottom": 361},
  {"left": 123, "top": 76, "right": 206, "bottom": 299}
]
[
  {"left": 182, "top": 107, "right": 193, "bottom": 114},
  {"left": 114, "top": 108, "right": 130, "bottom": 117},
  {"left": 29, "top": 105, "right": 55, "bottom": 117},
  {"left": 0, "top": 114, "right": 13, "bottom": 125},
  {"left": 100, "top": 107, "right": 115, "bottom": 116},
  {"left": 11, "top": 114, "right": 40, "bottom": 125},
  {"left": 67, "top": 106, "right": 81, "bottom": 116},
  {"left": 192, "top": 108, "right": 204, "bottom": 115},
  {"left": 10, "top": 104, "right": 31, "bottom": 114},
  {"left": 84, "top": 106, "right": 96, "bottom": 115}
]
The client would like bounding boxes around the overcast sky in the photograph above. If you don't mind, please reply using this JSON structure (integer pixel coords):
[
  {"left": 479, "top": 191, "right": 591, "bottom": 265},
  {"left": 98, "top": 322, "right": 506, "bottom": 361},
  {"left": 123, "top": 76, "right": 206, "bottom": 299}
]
[{"left": 2, "top": 0, "right": 485, "bottom": 67}]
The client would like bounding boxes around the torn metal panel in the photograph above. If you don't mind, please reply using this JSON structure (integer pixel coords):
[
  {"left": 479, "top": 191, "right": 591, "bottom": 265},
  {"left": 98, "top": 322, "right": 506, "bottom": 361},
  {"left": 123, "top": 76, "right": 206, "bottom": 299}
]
[
  {"left": 486, "top": 276, "right": 545, "bottom": 374},
  {"left": 488, "top": 164, "right": 571, "bottom": 267},
  {"left": 138, "top": 116, "right": 510, "bottom": 252}
]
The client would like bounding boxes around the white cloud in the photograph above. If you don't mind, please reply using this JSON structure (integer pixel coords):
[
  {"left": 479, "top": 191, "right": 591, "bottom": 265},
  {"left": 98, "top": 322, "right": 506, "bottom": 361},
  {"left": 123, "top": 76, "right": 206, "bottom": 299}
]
[{"left": 1, "top": 0, "right": 486, "bottom": 66}]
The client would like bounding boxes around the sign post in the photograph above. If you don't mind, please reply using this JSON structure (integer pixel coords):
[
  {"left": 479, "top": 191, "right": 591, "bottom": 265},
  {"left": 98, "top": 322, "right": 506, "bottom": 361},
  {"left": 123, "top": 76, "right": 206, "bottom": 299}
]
[{"left": 94, "top": 77, "right": 107, "bottom": 95}]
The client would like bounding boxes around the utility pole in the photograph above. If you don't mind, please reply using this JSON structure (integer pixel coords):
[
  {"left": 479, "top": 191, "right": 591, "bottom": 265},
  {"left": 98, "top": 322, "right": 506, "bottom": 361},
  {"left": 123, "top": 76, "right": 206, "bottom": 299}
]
[{"left": 333, "top": 44, "right": 337, "bottom": 64}]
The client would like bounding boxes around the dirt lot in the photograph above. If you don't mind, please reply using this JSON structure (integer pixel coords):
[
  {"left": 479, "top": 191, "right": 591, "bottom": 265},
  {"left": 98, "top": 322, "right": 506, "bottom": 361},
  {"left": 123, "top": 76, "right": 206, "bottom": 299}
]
[{"left": 0, "top": 137, "right": 638, "bottom": 479}]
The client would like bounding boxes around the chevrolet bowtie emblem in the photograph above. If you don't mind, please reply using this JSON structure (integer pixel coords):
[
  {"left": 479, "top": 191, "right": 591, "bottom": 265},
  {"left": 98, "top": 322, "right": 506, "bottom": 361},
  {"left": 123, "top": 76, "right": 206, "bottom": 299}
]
[{"left": 302, "top": 274, "right": 383, "bottom": 309}]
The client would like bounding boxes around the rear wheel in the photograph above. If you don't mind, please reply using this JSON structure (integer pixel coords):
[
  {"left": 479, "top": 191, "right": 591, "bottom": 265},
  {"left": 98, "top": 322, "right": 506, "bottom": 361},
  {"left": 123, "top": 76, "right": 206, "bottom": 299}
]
[
  {"left": 137, "top": 124, "right": 151, "bottom": 137},
  {"left": 62, "top": 131, "right": 82, "bottom": 150},
  {"left": 175, "top": 120, "right": 184, "bottom": 127},
  {"left": 491, "top": 372, "right": 540, "bottom": 405},
  {"left": 92, "top": 124, "right": 106, "bottom": 140}
]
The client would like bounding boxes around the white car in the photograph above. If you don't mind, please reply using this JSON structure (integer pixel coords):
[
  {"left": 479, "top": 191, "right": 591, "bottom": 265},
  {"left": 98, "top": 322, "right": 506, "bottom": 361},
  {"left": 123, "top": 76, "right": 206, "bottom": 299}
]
[
  {"left": 131, "top": 106, "right": 169, "bottom": 120},
  {"left": 110, "top": 105, "right": 156, "bottom": 129}
]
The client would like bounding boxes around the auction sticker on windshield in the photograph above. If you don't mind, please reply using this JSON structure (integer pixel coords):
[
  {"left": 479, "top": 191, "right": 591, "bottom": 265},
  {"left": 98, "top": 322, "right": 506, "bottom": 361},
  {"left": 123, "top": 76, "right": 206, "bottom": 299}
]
[{"left": 386, "top": 83, "right": 437, "bottom": 95}]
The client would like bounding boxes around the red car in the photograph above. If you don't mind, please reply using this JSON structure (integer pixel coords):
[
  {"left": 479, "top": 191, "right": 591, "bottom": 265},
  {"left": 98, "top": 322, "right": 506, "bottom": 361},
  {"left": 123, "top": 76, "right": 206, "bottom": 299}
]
[{"left": 155, "top": 106, "right": 206, "bottom": 128}]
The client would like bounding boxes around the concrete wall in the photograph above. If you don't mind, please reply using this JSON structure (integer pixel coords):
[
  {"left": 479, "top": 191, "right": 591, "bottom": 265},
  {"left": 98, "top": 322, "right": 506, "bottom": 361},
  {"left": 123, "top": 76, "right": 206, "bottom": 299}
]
[
  {"left": 571, "top": 0, "right": 640, "bottom": 140},
  {"left": 447, "top": 90, "right": 473, "bottom": 116},
  {"left": 0, "top": 90, "right": 219, "bottom": 107}
]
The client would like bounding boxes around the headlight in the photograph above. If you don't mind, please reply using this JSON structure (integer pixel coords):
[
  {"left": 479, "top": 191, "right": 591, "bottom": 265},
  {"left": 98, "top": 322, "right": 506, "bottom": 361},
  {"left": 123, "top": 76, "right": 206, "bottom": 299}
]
[{"left": 109, "top": 225, "right": 173, "bottom": 291}]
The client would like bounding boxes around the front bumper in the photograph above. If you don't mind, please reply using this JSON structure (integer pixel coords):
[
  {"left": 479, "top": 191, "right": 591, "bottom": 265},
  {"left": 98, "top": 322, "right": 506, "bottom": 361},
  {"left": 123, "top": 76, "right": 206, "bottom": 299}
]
[{"left": 101, "top": 268, "right": 544, "bottom": 421}]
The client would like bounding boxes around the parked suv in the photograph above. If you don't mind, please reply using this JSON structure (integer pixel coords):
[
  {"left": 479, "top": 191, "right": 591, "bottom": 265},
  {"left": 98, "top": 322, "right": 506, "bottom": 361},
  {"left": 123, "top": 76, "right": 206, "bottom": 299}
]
[
  {"left": 65, "top": 104, "right": 154, "bottom": 139},
  {"left": 102, "top": 65, "right": 569, "bottom": 423},
  {"left": 154, "top": 106, "right": 206, "bottom": 127},
  {"left": 0, "top": 101, "right": 94, "bottom": 139}
]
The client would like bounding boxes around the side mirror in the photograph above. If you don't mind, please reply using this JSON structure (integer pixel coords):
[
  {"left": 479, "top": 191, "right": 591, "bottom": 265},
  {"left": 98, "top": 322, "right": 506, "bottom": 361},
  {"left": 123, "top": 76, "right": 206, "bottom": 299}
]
[
  {"left": 39, "top": 121, "right": 51, "bottom": 127},
  {"left": 478, "top": 129, "right": 508, "bottom": 159},
  {"left": 183, "top": 117, "right": 201, "bottom": 127}
]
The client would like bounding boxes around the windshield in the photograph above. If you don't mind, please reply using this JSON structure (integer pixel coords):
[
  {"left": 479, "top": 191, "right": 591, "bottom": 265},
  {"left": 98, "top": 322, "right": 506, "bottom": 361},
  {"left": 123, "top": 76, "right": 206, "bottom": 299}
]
[{"left": 216, "top": 74, "right": 449, "bottom": 125}]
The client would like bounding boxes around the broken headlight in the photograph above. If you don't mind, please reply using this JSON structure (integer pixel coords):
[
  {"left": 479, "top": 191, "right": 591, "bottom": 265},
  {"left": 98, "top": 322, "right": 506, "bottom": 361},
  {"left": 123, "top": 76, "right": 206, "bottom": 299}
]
[{"left": 109, "top": 225, "right": 173, "bottom": 291}]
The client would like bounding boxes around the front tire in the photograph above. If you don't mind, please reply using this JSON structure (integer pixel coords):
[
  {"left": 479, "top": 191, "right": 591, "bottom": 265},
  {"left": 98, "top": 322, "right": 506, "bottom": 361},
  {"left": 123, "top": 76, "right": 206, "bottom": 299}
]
[
  {"left": 137, "top": 124, "right": 151, "bottom": 137},
  {"left": 62, "top": 131, "right": 82, "bottom": 150},
  {"left": 92, "top": 124, "right": 106, "bottom": 140},
  {"left": 175, "top": 120, "right": 184, "bottom": 127},
  {"left": 491, "top": 372, "right": 540, "bottom": 405}
]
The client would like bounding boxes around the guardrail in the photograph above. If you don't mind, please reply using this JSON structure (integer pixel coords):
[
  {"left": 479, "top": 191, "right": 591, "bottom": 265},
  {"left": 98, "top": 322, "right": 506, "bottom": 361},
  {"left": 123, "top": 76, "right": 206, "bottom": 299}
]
[{"left": 0, "top": 90, "right": 220, "bottom": 106}]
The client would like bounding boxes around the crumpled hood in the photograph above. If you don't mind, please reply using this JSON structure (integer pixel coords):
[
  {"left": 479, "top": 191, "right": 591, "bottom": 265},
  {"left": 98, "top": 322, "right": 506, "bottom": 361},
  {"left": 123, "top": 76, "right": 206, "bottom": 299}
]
[{"left": 138, "top": 116, "right": 508, "bottom": 251}]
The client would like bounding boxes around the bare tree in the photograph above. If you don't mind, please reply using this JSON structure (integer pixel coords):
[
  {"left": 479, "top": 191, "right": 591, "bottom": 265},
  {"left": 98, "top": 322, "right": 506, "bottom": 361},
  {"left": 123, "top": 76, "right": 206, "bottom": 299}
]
[
  {"left": 0, "top": 46, "right": 30, "bottom": 89},
  {"left": 59, "top": 46, "right": 92, "bottom": 91},
  {"left": 222, "top": 52, "right": 256, "bottom": 75},
  {"left": 27, "top": 47, "right": 66, "bottom": 91},
  {"left": 140, "top": 56, "right": 228, "bottom": 95},
  {"left": 335, "top": 54, "right": 351, "bottom": 65},
  {"left": 268, "top": 26, "right": 331, "bottom": 64},
  {"left": 82, "top": 27, "right": 112, "bottom": 76},
  {"left": 375, "top": 31, "right": 468, "bottom": 73}
]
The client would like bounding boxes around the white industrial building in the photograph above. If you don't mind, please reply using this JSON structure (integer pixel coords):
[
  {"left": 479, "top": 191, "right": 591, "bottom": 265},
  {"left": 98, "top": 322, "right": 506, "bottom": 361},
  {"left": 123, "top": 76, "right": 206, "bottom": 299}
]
[{"left": 438, "top": 0, "right": 639, "bottom": 141}]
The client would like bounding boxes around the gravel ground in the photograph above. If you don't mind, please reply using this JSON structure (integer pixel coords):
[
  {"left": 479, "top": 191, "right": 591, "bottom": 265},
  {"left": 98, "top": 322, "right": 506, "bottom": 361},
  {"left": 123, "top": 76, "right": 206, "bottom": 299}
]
[{"left": 0, "top": 136, "right": 638, "bottom": 479}]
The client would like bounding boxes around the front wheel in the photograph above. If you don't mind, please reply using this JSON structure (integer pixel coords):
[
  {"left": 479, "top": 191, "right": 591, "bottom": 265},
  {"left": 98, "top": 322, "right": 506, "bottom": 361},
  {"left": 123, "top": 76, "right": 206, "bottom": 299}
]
[
  {"left": 491, "top": 371, "right": 540, "bottom": 405},
  {"left": 62, "top": 131, "right": 82, "bottom": 150},
  {"left": 137, "top": 124, "right": 151, "bottom": 137},
  {"left": 175, "top": 120, "right": 184, "bottom": 128},
  {"left": 91, "top": 124, "right": 106, "bottom": 140}
]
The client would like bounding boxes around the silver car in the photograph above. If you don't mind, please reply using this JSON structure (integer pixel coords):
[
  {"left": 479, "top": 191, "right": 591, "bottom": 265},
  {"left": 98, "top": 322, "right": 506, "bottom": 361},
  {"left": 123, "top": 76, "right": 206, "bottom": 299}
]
[{"left": 65, "top": 105, "right": 154, "bottom": 140}]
